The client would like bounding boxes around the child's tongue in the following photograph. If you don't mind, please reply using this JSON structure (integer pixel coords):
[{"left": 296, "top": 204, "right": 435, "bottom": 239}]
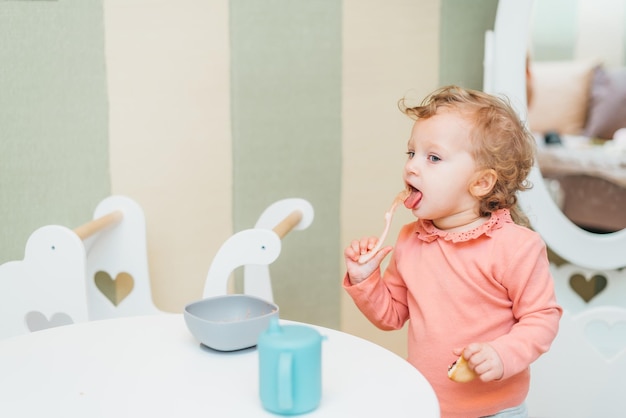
[{"left": 404, "top": 189, "right": 422, "bottom": 209}]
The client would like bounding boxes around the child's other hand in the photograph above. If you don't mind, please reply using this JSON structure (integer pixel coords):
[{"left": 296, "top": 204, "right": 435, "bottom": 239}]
[
  {"left": 453, "top": 343, "right": 504, "bottom": 382},
  {"left": 344, "top": 237, "right": 393, "bottom": 285}
]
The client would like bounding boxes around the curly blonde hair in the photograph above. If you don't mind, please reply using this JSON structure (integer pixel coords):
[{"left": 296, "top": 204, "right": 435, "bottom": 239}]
[{"left": 399, "top": 85, "right": 535, "bottom": 226}]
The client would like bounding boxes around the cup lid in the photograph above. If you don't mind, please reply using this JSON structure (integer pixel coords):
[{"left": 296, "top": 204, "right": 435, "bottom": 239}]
[{"left": 259, "top": 317, "right": 323, "bottom": 349}]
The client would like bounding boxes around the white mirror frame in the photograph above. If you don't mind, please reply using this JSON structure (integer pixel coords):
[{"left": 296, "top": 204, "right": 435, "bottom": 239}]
[{"left": 485, "top": 0, "right": 626, "bottom": 271}]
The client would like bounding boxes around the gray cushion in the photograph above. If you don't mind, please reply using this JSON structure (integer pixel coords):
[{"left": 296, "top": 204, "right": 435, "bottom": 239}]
[{"left": 584, "top": 66, "right": 626, "bottom": 140}]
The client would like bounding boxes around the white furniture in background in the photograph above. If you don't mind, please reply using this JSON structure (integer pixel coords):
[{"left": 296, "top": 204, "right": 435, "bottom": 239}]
[
  {"left": 203, "top": 198, "right": 314, "bottom": 302},
  {"left": 0, "top": 196, "right": 315, "bottom": 340},
  {"left": 0, "top": 225, "right": 89, "bottom": 339},
  {"left": 0, "top": 314, "right": 440, "bottom": 418},
  {"left": 0, "top": 195, "right": 159, "bottom": 340},
  {"left": 526, "top": 306, "right": 626, "bottom": 417},
  {"left": 486, "top": 0, "right": 626, "bottom": 271},
  {"left": 486, "top": 1, "right": 626, "bottom": 417},
  {"left": 81, "top": 195, "right": 160, "bottom": 319}
]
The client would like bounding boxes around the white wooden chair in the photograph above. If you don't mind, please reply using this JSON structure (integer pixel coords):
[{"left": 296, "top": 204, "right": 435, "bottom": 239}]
[
  {"left": 78, "top": 195, "right": 161, "bottom": 319},
  {"left": 0, "top": 225, "right": 89, "bottom": 339},
  {"left": 203, "top": 198, "right": 314, "bottom": 302},
  {"left": 0, "top": 195, "right": 158, "bottom": 339},
  {"left": 486, "top": 2, "right": 626, "bottom": 416}
]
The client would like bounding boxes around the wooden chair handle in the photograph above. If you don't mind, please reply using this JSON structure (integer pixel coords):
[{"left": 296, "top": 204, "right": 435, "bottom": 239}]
[
  {"left": 272, "top": 210, "right": 303, "bottom": 239},
  {"left": 73, "top": 210, "right": 123, "bottom": 240}
]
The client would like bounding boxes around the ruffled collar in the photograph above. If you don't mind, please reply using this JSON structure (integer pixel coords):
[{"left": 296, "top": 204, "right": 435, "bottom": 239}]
[{"left": 413, "top": 208, "right": 512, "bottom": 243}]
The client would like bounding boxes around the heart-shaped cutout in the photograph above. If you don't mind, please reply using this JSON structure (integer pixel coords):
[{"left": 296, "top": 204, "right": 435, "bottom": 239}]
[
  {"left": 94, "top": 271, "right": 134, "bottom": 306},
  {"left": 25, "top": 311, "right": 73, "bottom": 332},
  {"left": 584, "top": 320, "right": 626, "bottom": 361},
  {"left": 569, "top": 273, "right": 607, "bottom": 303}
]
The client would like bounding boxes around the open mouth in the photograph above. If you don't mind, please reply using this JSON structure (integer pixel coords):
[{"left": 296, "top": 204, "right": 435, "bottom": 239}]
[{"left": 404, "top": 185, "right": 422, "bottom": 209}]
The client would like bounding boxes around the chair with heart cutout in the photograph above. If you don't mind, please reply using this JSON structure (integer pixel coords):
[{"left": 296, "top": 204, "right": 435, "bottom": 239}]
[
  {"left": 79, "top": 195, "right": 161, "bottom": 319},
  {"left": 524, "top": 261, "right": 626, "bottom": 417},
  {"left": 0, "top": 195, "right": 159, "bottom": 338},
  {"left": 0, "top": 225, "right": 89, "bottom": 339},
  {"left": 203, "top": 198, "right": 314, "bottom": 302},
  {"left": 485, "top": 1, "right": 626, "bottom": 416}
]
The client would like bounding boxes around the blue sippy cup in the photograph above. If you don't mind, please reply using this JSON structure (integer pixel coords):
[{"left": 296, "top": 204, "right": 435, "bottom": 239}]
[{"left": 258, "top": 317, "right": 324, "bottom": 415}]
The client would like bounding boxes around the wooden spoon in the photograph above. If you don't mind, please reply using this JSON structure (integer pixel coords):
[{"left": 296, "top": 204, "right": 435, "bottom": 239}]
[{"left": 358, "top": 189, "right": 410, "bottom": 264}]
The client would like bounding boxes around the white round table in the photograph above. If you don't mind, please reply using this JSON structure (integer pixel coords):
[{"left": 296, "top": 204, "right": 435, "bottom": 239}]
[{"left": 0, "top": 314, "right": 439, "bottom": 417}]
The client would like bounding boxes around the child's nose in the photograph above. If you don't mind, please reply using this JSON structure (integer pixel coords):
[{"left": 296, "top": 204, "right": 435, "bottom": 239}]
[{"left": 405, "top": 158, "right": 419, "bottom": 175}]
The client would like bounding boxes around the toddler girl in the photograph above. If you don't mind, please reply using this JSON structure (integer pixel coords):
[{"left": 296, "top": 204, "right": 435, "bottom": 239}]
[{"left": 343, "top": 85, "right": 562, "bottom": 418}]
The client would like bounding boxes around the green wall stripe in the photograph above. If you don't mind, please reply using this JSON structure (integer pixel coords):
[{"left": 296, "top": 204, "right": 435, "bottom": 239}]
[
  {"left": 0, "top": 0, "right": 110, "bottom": 263},
  {"left": 229, "top": 0, "right": 342, "bottom": 328},
  {"left": 439, "top": 0, "right": 498, "bottom": 90}
]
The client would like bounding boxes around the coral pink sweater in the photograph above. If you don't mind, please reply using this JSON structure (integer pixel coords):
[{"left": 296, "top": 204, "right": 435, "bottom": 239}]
[{"left": 344, "top": 209, "right": 562, "bottom": 418}]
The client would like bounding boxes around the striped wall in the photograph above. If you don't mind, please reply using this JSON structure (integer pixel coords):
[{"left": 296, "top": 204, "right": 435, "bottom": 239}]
[
  {"left": 0, "top": 0, "right": 496, "bottom": 354},
  {"left": 103, "top": 0, "right": 234, "bottom": 316},
  {"left": 229, "top": 0, "right": 342, "bottom": 327},
  {"left": 0, "top": 0, "right": 110, "bottom": 259}
]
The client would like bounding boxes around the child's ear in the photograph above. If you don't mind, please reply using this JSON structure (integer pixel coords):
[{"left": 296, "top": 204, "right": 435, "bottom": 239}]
[{"left": 470, "top": 169, "right": 497, "bottom": 198}]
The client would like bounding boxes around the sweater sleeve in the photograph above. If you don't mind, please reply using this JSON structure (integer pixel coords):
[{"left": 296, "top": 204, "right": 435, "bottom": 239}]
[
  {"left": 489, "top": 233, "right": 563, "bottom": 379},
  {"left": 342, "top": 254, "right": 410, "bottom": 331}
]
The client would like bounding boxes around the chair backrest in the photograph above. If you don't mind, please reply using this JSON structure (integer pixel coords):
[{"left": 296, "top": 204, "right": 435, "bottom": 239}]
[
  {"left": 0, "top": 195, "right": 158, "bottom": 339},
  {"left": 203, "top": 198, "right": 314, "bottom": 302},
  {"left": 525, "top": 262, "right": 626, "bottom": 417},
  {"left": 82, "top": 195, "right": 160, "bottom": 319},
  {"left": 0, "top": 225, "right": 89, "bottom": 339}
]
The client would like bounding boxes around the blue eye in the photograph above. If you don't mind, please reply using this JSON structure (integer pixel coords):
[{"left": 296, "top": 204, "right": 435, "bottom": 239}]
[
  {"left": 427, "top": 154, "right": 441, "bottom": 162},
  {"left": 406, "top": 151, "right": 415, "bottom": 159}
]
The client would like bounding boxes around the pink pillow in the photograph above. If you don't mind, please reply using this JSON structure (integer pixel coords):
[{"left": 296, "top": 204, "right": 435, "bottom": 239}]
[
  {"left": 584, "top": 66, "right": 626, "bottom": 140},
  {"left": 527, "top": 61, "right": 596, "bottom": 135}
]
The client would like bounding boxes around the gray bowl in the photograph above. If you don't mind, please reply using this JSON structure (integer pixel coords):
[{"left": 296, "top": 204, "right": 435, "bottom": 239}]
[{"left": 184, "top": 294, "right": 279, "bottom": 351}]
